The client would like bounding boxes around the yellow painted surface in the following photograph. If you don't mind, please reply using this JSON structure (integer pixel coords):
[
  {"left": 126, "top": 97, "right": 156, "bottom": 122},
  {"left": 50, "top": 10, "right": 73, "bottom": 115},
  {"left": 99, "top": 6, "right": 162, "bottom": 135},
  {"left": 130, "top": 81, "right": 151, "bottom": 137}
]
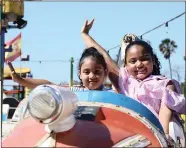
[
  {"left": 24, "top": 87, "right": 33, "bottom": 98},
  {"left": 181, "top": 114, "right": 186, "bottom": 132},
  {"left": 2, "top": 0, "right": 24, "bottom": 16},
  {"left": 181, "top": 114, "right": 186, "bottom": 121},
  {"left": 4, "top": 67, "right": 30, "bottom": 78}
]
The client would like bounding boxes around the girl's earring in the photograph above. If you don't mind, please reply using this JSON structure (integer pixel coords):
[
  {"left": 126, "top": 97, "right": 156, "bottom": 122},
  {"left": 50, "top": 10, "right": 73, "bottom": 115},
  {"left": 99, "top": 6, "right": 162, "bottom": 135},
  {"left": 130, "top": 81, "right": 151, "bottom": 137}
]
[{"left": 80, "top": 80, "right": 83, "bottom": 87}]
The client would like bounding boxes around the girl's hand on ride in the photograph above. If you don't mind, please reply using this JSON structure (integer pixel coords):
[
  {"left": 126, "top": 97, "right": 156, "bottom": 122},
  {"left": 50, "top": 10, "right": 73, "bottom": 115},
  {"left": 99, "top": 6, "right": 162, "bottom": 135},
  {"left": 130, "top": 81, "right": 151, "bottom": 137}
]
[
  {"left": 165, "top": 134, "right": 175, "bottom": 147},
  {"left": 81, "top": 19, "right": 94, "bottom": 34},
  {"left": 6, "top": 61, "right": 20, "bottom": 82}
]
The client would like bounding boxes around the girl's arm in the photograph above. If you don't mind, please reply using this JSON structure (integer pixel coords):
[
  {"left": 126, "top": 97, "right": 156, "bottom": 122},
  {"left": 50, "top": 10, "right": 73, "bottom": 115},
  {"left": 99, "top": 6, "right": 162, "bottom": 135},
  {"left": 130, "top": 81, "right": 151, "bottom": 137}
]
[
  {"left": 13, "top": 77, "right": 54, "bottom": 89},
  {"left": 7, "top": 61, "right": 55, "bottom": 89},
  {"left": 81, "top": 19, "right": 120, "bottom": 90},
  {"left": 159, "top": 82, "right": 177, "bottom": 134},
  {"left": 159, "top": 103, "right": 172, "bottom": 134}
]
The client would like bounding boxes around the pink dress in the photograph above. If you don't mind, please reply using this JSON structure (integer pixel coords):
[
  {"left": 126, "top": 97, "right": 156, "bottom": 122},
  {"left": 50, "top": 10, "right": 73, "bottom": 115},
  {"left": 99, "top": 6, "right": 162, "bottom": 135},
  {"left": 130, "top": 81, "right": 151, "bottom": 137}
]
[{"left": 119, "top": 67, "right": 185, "bottom": 117}]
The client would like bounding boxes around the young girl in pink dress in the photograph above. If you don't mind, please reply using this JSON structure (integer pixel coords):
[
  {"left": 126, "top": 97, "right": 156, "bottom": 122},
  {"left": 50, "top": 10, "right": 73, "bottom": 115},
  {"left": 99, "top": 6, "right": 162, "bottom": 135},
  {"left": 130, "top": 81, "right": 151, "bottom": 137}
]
[{"left": 81, "top": 19, "right": 185, "bottom": 145}]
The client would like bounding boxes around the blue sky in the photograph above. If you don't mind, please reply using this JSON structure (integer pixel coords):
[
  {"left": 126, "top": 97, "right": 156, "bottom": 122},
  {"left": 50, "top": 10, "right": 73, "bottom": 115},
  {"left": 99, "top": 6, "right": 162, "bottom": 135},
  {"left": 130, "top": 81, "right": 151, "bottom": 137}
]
[{"left": 4, "top": 2, "right": 185, "bottom": 87}]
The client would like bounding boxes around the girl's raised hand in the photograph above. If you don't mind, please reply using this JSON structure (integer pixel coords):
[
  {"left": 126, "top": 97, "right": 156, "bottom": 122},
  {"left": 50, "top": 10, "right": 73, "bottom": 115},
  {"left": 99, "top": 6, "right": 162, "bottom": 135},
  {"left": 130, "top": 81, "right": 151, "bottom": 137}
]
[
  {"left": 6, "top": 61, "right": 20, "bottom": 82},
  {"left": 81, "top": 19, "right": 94, "bottom": 34}
]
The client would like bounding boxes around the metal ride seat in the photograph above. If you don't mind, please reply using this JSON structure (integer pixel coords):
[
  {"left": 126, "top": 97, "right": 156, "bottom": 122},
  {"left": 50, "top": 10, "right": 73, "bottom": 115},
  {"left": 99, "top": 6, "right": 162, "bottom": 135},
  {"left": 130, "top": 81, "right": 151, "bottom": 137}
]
[
  {"left": 75, "top": 90, "right": 185, "bottom": 147},
  {"left": 74, "top": 90, "right": 164, "bottom": 132},
  {"left": 73, "top": 91, "right": 168, "bottom": 147}
]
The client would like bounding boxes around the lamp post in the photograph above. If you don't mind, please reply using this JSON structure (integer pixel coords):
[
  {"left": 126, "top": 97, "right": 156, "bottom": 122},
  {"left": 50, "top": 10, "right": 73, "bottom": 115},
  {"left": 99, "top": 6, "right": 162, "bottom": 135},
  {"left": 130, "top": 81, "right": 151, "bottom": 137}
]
[
  {"left": 184, "top": 54, "right": 186, "bottom": 97},
  {"left": 1, "top": 28, "right": 6, "bottom": 100},
  {"left": 69, "top": 57, "right": 74, "bottom": 87},
  {"left": 1, "top": 0, "right": 27, "bottom": 100},
  {"left": 1, "top": 27, "right": 13, "bottom": 100}
]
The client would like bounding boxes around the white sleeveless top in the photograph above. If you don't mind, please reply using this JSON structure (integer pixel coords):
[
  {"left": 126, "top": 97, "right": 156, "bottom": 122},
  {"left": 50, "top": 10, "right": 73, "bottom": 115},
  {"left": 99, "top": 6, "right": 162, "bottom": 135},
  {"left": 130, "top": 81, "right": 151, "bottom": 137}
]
[{"left": 69, "top": 85, "right": 113, "bottom": 92}]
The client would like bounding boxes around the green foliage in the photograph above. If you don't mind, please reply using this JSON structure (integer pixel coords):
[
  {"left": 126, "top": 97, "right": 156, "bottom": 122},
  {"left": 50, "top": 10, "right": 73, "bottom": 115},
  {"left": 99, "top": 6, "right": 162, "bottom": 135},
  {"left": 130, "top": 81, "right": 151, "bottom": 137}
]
[
  {"left": 159, "top": 38, "right": 177, "bottom": 59},
  {"left": 180, "top": 81, "right": 186, "bottom": 97}
]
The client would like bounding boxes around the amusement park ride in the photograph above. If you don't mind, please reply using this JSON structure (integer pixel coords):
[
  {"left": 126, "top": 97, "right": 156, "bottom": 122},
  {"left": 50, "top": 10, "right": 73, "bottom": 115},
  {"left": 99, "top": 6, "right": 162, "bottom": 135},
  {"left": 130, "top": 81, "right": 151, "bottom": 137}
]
[{"left": 1, "top": 1, "right": 185, "bottom": 147}]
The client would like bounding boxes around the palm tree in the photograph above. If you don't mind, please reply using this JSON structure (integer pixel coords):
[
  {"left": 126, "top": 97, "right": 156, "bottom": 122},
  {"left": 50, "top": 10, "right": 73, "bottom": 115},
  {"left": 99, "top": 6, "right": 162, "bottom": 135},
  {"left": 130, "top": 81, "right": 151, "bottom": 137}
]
[{"left": 159, "top": 38, "right": 177, "bottom": 79}]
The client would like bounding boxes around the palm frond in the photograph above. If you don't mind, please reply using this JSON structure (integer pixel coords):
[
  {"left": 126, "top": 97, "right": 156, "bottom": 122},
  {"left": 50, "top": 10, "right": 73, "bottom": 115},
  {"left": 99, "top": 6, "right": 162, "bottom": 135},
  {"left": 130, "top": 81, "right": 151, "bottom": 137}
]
[{"left": 159, "top": 38, "right": 177, "bottom": 59}]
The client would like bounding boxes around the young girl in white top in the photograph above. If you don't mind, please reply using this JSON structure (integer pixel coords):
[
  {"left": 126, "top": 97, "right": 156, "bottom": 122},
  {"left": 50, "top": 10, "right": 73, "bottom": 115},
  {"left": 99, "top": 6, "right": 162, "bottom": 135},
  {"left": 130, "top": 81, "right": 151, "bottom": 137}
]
[
  {"left": 7, "top": 47, "right": 112, "bottom": 92},
  {"left": 7, "top": 47, "right": 114, "bottom": 125}
]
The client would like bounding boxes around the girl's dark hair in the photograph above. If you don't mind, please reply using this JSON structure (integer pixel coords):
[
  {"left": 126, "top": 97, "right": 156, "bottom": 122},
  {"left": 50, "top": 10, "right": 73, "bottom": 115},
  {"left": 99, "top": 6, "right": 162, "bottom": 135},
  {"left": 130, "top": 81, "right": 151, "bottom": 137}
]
[
  {"left": 124, "top": 40, "right": 161, "bottom": 75},
  {"left": 78, "top": 47, "right": 107, "bottom": 86},
  {"left": 152, "top": 53, "right": 161, "bottom": 75}
]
